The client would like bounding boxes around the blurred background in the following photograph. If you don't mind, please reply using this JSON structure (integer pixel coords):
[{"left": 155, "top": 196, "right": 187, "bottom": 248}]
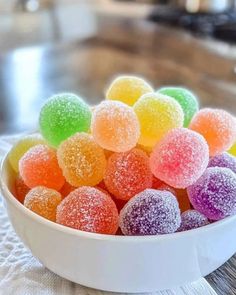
[{"left": 0, "top": 0, "right": 236, "bottom": 134}]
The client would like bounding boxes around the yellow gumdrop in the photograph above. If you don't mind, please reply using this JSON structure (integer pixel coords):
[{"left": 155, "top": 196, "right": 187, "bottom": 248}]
[
  {"left": 133, "top": 93, "right": 184, "bottom": 147},
  {"left": 228, "top": 142, "right": 236, "bottom": 156},
  {"left": 8, "top": 134, "right": 45, "bottom": 173},
  {"left": 106, "top": 76, "right": 153, "bottom": 106}
]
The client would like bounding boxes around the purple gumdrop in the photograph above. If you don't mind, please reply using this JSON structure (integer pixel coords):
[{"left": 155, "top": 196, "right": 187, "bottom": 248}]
[
  {"left": 178, "top": 210, "right": 209, "bottom": 232},
  {"left": 187, "top": 167, "right": 236, "bottom": 221},
  {"left": 119, "top": 189, "right": 181, "bottom": 236},
  {"left": 208, "top": 152, "right": 236, "bottom": 174}
]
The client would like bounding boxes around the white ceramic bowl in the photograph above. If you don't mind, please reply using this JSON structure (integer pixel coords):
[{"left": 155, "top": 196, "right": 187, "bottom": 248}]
[{"left": 1, "top": 154, "right": 236, "bottom": 293}]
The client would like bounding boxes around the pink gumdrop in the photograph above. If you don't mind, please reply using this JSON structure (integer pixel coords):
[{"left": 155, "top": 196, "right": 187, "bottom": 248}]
[{"left": 150, "top": 128, "right": 209, "bottom": 188}]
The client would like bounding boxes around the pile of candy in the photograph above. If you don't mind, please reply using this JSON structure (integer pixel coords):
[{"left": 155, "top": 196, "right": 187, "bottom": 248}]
[{"left": 9, "top": 76, "right": 236, "bottom": 236}]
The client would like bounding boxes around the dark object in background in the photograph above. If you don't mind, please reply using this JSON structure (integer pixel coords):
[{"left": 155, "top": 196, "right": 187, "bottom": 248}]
[{"left": 149, "top": 6, "right": 236, "bottom": 42}]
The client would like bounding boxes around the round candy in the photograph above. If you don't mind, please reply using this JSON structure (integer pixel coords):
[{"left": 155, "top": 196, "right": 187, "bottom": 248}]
[
  {"left": 187, "top": 167, "right": 236, "bottom": 220},
  {"left": 178, "top": 210, "right": 209, "bottom": 232},
  {"left": 91, "top": 101, "right": 140, "bottom": 152},
  {"left": 24, "top": 186, "right": 62, "bottom": 222},
  {"left": 106, "top": 75, "right": 153, "bottom": 106},
  {"left": 8, "top": 134, "right": 45, "bottom": 173},
  {"left": 208, "top": 152, "right": 236, "bottom": 174},
  {"left": 158, "top": 87, "right": 198, "bottom": 127},
  {"left": 152, "top": 177, "right": 191, "bottom": 212},
  {"left": 228, "top": 142, "right": 236, "bottom": 157},
  {"left": 104, "top": 148, "right": 152, "bottom": 201},
  {"left": 119, "top": 189, "right": 181, "bottom": 235},
  {"left": 150, "top": 128, "right": 209, "bottom": 188},
  {"left": 19, "top": 144, "right": 65, "bottom": 190},
  {"left": 56, "top": 186, "right": 119, "bottom": 234},
  {"left": 133, "top": 93, "right": 184, "bottom": 147},
  {"left": 57, "top": 133, "right": 106, "bottom": 187},
  {"left": 39, "top": 93, "right": 91, "bottom": 147},
  {"left": 190, "top": 108, "right": 236, "bottom": 156},
  {"left": 15, "top": 175, "right": 30, "bottom": 203},
  {"left": 60, "top": 182, "right": 76, "bottom": 199}
]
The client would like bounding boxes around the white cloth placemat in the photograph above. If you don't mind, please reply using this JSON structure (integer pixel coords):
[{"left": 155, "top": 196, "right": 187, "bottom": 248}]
[{"left": 0, "top": 135, "right": 217, "bottom": 295}]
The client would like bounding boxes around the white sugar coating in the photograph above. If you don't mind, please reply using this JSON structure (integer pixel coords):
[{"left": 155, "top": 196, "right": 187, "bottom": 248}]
[
  {"left": 208, "top": 152, "right": 236, "bottom": 174},
  {"left": 187, "top": 167, "right": 236, "bottom": 220},
  {"left": 119, "top": 189, "right": 181, "bottom": 236},
  {"left": 56, "top": 186, "right": 118, "bottom": 234},
  {"left": 24, "top": 186, "right": 62, "bottom": 221},
  {"left": 104, "top": 148, "right": 153, "bottom": 201},
  {"left": 190, "top": 108, "right": 236, "bottom": 156},
  {"left": 57, "top": 133, "right": 106, "bottom": 187},
  {"left": 150, "top": 128, "right": 209, "bottom": 189},
  {"left": 133, "top": 92, "right": 184, "bottom": 147},
  {"left": 91, "top": 100, "right": 140, "bottom": 152},
  {"left": 8, "top": 134, "right": 45, "bottom": 173},
  {"left": 39, "top": 93, "right": 91, "bottom": 147},
  {"left": 178, "top": 210, "right": 209, "bottom": 232}
]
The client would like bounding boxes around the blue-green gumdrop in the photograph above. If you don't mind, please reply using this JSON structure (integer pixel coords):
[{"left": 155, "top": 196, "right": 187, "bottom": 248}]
[
  {"left": 39, "top": 93, "right": 91, "bottom": 147},
  {"left": 158, "top": 87, "right": 199, "bottom": 127}
]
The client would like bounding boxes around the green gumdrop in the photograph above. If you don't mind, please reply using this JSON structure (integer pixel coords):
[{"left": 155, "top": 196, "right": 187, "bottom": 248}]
[
  {"left": 39, "top": 93, "right": 91, "bottom": 147},
  {"left": 158, "top": 87, "right": 199, "bottom": 127}
]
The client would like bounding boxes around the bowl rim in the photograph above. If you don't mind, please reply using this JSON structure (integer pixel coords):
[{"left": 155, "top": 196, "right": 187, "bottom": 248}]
[{"left": 1, "top": 152, "right": 236, "bottom": 243}]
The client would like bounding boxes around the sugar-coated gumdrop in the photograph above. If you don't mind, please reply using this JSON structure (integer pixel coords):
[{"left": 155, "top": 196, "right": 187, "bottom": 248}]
[
  {"left": 106, "top": 75, "right": 153, "bottom": 106},
  {"left": 158, "top": 87, "right": 199, "bottom": 127},
  {"left": 187, "top": 167, "right": 236, "bottom": 220},
  {"left": 190, "top": 108, "right": 236, "bottom": 156},
  {"left": 228, "top": 142, "right": 236, "bottom": 156},
  {"left": 178, "top": 210, "right": 209, "bottom": 232},
  {"left": 19, "top": 144, "right": 65, "bottom": 190},
  {"left": 8, "top": 134, "right": 45, "bottom": 173},
  {"left": 56, "top": 186, "right": 119, "bottom": 234},
  {"left": 60, "top": 182, "right": 76, "bottom": 199},
  {"left": 91, "top": 101, "right": 140, "bottom": 152},
  {"left": 120, "top": 189, "right": 181, "bottom": 235},
  {"left": 152, "top": 177, "right": 191, "bottom": 212},
  {"left": 24, "top": 186, "right": 62, "bottom": 221},
  {"left": 57, "top": 133, "right": 106, "bottom": 187},
  {"left": 15, "top": 175, "right": 30, "bottom": 203},
  {"left": 39, "top": 93, "right": 91, "bottom": 147},
  {"left": 208, "top": 152, "right": 236, "bottom": 174},
  {"left": 104, "top": 148, "right": 152, "bottom": 201},
  {"left": 133, "top": 93, "right": 184, "bottom": 147},
  {"left": 150, "top": 128, "right": 209, "bottom": 188}
]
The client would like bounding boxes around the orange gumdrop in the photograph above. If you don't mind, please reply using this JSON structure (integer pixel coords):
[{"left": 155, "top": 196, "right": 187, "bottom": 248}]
[
  {"left": 56, "top": 186, "right": 119, "bottom": 234},
  {"left": 19, "top": 144, "right": 65, "bottom": 190},
  {"left": 190, "top": 108, "right": 236, "bottom": 156},
  {"left": 15, "top": 175, "right": 30, "bottom": 203},
  {"left": 24, "top": 186, "right": 62, "bottom": 221}
]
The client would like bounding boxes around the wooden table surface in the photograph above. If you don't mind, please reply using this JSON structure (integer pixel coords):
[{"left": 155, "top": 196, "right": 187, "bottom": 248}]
[{"left": 0, "top": 11, "right": 236, "bottom": 294}]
